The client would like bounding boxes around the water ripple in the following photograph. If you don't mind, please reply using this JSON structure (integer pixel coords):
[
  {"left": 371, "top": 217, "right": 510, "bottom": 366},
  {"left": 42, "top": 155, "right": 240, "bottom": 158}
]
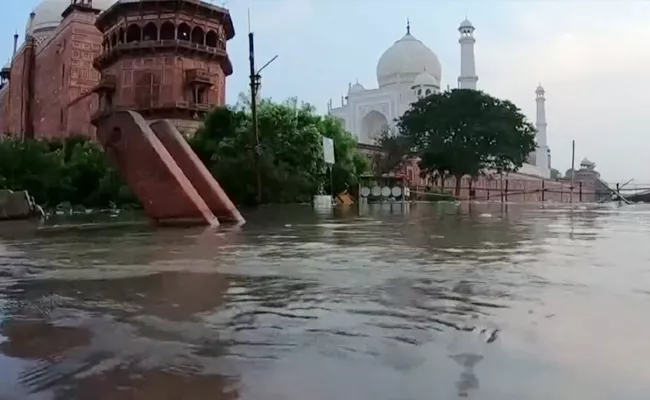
[{"left": 0, "top": 203, "right": 649, "bottom": 399}]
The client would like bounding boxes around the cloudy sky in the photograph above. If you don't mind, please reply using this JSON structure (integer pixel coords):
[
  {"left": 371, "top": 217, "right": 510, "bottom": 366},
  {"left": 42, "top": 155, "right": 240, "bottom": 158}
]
[{"left": 2, "top": 0, "right": 649, "bottom": 183}]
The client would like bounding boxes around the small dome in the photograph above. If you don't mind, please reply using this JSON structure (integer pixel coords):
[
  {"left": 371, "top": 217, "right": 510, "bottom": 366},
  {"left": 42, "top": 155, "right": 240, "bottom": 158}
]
[
  {"left": 376, "top": 31, "right": 442, "bottom": 88},
  {"left": 348, "top": 82, "right": 365, "bottom": 94},
  {"left": 26, "top": 0, "right": 117, "bottom": 37},
  {"left": 580, "top": 158, "right": 595, "bottom": 167},
  {"left": 459, "top": 19, "right": 474, "bottom": 29},
  {"left": 536, "top": 84, "right": 545, "bottom": 94},
  {"left": 412, "top": 71, "right": 438, "bottom": 88}
]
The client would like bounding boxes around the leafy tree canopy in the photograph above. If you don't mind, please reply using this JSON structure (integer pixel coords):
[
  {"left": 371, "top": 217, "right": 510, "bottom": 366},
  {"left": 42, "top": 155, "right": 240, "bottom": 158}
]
[
  {"left": 0, "top": 135, "right": 135, "bottom": 209},
  {"left": 190, "top": 96, "right": 368, "bottom": 205},
  {"left": 372, "top": 127, "right": 411, "bottom": 175},
  {"left": 397, "top": 89, "right": 537, "bottom": 195}
]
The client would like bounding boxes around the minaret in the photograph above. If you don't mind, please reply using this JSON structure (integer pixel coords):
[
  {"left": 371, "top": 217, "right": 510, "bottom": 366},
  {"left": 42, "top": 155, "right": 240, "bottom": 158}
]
[
  {"left": 458, "top": 18, "right": 478, "bottom": 90},
  {"left": 535, "top": 84, "right": 550, "bottom": 176}
]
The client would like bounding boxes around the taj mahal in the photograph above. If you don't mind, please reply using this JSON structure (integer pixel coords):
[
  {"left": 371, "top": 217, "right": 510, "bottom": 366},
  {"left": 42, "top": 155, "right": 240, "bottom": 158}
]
[{"left": 327, "top": 19, "right": 552, "bottom": 179}]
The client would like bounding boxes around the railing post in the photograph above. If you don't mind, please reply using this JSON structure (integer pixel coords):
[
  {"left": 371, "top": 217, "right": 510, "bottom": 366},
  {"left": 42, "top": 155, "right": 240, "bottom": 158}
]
[
  {"left": 542, "top": 180, "right": 545, "bottom": 202},
  {"left": 505, "top": 179, "right": 509, "bottom": 202},
  {"left": 579, "top": 182, "right": 583, "bottom": 202}
]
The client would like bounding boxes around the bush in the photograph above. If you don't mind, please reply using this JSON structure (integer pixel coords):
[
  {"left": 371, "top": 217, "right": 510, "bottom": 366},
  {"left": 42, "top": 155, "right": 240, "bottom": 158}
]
[{"left": 0, "top": 135, "right": 136, "bottom": 209}]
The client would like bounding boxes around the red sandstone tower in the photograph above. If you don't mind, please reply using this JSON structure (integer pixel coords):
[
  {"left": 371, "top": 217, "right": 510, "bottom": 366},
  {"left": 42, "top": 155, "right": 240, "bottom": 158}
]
[{"left": 93, "top": 0, "right": 234, "bottom": 135}]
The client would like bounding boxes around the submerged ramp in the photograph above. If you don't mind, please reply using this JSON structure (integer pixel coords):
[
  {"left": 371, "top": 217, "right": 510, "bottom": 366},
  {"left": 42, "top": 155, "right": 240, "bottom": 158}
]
[
  {"left": 94, "top": 110, "right": 243, "bottom": 227},
  {"left": 149, "top": 119, "right": 244, "bottom": 224}
]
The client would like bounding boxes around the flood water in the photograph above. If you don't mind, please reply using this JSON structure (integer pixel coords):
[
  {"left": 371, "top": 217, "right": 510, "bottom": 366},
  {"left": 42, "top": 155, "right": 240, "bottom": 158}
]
[{"left": 0, "top": 202, "right": 650, "bottom": 399}]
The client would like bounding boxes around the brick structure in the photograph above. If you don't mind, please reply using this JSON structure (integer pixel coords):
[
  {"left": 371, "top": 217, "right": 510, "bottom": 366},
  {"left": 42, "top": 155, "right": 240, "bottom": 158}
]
[
  {"left": 0, "top": 0, "right": 233, "bottom": 138},
  {"left": 93, "top": 0, "right": 233, "bottom": 135}
]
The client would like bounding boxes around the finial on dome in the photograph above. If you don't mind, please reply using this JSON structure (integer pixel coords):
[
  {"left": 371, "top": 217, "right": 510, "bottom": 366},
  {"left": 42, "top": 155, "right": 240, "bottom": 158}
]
[{"left": 406, "top": 18, "right": 410, "bottom": 35}]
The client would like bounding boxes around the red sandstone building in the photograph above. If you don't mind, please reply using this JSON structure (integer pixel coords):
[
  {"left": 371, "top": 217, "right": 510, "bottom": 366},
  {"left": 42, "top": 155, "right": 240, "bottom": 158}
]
[{"left": 0, "top": 0, "right": 234, "bottom": 139}]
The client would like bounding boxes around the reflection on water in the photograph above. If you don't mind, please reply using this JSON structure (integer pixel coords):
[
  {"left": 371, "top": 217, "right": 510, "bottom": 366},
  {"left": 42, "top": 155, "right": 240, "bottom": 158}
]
[{"left": 1, "top": 202, "right": 650, "bottom": 399}]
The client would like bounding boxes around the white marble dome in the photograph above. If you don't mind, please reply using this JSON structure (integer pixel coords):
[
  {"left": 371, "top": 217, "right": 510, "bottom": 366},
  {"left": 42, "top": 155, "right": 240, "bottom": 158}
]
[
  {"left": 412, "top": 71, "right": 438, "bottom": 88},
  {"left": 376, "top": 31, "right": 442, "bottom": 88},
  {"left": 459, "top": 19, "right": 474, "bottom": 29},
  {"left": 26, "top": 0, "right": 117, "bottom": 36},
  {"left": 348, "top": 82, "right": 365, "bottom": 94}
]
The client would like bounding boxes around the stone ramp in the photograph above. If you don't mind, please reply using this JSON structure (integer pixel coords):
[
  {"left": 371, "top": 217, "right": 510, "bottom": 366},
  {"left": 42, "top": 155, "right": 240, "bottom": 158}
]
[
  {"left": 94, "top": 110, "right": 243, "bottom": 227},
  {"left": 149, "top": 119, "right": 244, "bottom": 224}
]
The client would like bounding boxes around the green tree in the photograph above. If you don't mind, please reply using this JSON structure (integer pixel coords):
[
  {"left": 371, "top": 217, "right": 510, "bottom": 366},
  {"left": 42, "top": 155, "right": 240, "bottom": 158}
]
[
  {"left": 373, "top": 127, "right": 411, "bottom": 175},
  {"left": 550, "top": 168, "right": 561, "bottom": 179},
  {"left": 398, "top": 89, "right": 537, "bottom": 196},
  {"left": 0, "top": 135, "right": 135, "bottom": 209},
  {"left": 190, "top": 96, "right": 367, "bottom": 205}
]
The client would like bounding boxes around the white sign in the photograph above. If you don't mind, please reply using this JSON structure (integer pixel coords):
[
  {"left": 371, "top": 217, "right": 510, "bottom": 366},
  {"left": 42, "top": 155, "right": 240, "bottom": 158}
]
[{"left": 322, "top": 136, "right": 335, "bottom": 164}]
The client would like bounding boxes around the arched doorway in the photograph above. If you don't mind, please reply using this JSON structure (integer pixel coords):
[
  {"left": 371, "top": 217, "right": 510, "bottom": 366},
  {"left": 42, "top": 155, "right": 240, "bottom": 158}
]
[{"left": 360, "top": 110, "right": 389, "bottom": 144}]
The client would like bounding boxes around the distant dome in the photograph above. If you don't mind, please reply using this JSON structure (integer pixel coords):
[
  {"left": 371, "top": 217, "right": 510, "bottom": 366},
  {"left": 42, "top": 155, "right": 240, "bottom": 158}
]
[
  {"left": 376, "top": 31, "right": 442, "bottom": 88},
  {"left": 412, "top": 71, "right": 438, "bottom": 88},
  {"left": 26, "top": 0, "right": 117, "bottom": 37},
  {"left": 580, "top": 158, "right": 595, "bottom": 167},
  {"left": 348, "top": 82, "right": 365, "bottom": 94},
  {"left": 459, "top": 19, "right": 474, "bottom": 29},
  {"left": 536, "top": 84, "right": 545, "bottom": 94}
]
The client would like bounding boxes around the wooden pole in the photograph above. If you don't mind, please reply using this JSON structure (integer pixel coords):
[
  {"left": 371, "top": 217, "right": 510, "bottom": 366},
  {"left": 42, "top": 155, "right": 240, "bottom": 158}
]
[
  {"left": 570, "top": 140, "right": 575, "bottom": 203},
  {"left": 542, "top": 180, "right": 545, "bottom": 202},
  {"left": 505, "top": 179, "right": 509, "bottom": 202}
]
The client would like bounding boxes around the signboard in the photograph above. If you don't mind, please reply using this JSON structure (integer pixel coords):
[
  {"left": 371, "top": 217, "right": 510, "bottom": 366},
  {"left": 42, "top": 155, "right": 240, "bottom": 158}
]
[{"left": 322, "top": 136, "right": 335, "bottom": 165}]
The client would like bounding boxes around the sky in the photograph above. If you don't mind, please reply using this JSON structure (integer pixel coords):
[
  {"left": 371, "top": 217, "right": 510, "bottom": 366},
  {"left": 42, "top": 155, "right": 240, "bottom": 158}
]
[{"left": 1, "top": 0, "right": 649, "bottom": 184}]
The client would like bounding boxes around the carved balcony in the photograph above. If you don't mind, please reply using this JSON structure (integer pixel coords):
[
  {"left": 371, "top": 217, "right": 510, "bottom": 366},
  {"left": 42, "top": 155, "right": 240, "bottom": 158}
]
[{"left": 185, "top": 69, "right": 212, "bottom": 85}]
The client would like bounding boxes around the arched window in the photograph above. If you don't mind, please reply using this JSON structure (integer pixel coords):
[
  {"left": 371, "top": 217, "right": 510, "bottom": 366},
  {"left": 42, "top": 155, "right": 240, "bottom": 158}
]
[
  {"left": 118, "top": 28, "right": 125, "bottom": 44},
  {"left": 425, "top": 89, "right": 431, "bottom": 96},
  {"left": 110, "top": 32, "right": 117, "bottom": 47},
  {"left": 177, "top": 23, "right": 191, "bottom": 41},
  {"left": 142, "top": 22, "right": 158, "bottom": 41},
  {"left": 160, "top": 21, "right": 175, "bottom": 40},
  {"left": 125, "top": 24, "right": 141, "bottom": 43},
  {"left": 191, "top": 26, "right": 204, "bottom": 45},
  {"left": 205, "top": 30, "right": 218, "bottom": 47}
]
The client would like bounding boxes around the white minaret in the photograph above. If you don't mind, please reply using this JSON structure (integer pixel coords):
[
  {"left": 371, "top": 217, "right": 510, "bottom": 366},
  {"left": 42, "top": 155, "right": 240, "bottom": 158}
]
[
  {"left": 535, "top": 84, "right": 550, "bottom": 177},
  {"left": 458, "top": 18, "right": 478, "bottom": 90}
]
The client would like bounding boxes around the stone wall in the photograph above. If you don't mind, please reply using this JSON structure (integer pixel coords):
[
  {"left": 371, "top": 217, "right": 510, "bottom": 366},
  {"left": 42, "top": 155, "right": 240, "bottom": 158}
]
[
  {"left": 106, "top": 55, "right": 225, "bottom": 112},
  {"left": 0, "top": 9, "right": 101, "bottom": 138}
]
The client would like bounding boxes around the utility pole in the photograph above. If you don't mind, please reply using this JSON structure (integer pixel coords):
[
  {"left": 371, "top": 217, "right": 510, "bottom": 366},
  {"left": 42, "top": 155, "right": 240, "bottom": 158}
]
[
  {"left": 248, "top": 32, "right": 262, "bottom": 204},
  {"left": 247, "top": 28, "right": 278, "bottom": 205}
]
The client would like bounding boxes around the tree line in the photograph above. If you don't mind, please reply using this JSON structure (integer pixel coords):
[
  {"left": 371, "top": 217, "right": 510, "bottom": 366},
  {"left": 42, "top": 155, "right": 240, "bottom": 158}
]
[{"left": 0, "top": 97, "right": 367, "bottom": 210}]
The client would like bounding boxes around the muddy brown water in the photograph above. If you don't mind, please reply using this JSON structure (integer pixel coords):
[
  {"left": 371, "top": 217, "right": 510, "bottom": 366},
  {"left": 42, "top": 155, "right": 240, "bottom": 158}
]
[{"left": 0, "top": 202, "right": 649, "bottom": 399}]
